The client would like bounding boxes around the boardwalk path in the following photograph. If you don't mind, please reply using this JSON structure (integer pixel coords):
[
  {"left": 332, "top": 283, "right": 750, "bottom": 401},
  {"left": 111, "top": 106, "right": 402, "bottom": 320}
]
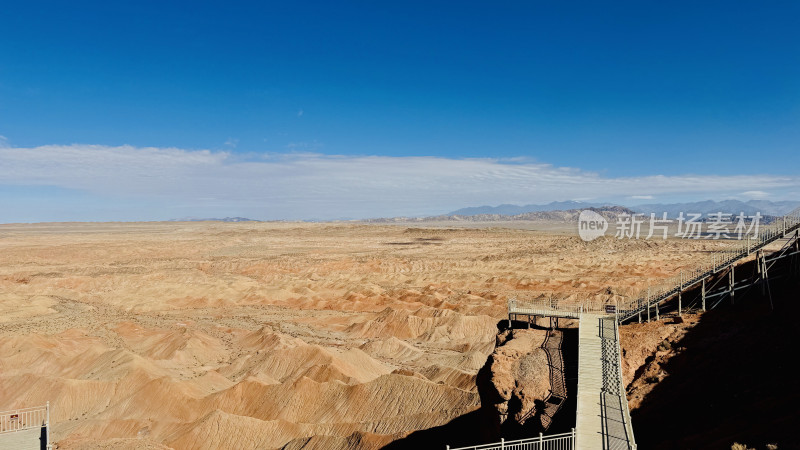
[{"left": 575, "top": 314, "right": 634, "bottom": 449}]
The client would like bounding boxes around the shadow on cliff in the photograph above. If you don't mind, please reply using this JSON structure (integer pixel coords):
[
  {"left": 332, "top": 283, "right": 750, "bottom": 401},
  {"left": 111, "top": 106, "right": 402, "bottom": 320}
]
[{"left": 630, "top": 255, "right": 800, "bottom": 449}]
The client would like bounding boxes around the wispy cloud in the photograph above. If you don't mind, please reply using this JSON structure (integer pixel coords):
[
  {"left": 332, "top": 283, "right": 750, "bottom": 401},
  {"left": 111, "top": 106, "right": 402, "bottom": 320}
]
[
  {"left": 1, "top": 144, "right": 799, "bottom": 222},
  {"left": 740, "top": 190, "right": 770, "bottom": 199},
  {"left": 223, "top": 138, "right": 239, "bottom": 149},
  {"left": 630, "top": 195, "right": 654, "bottom": 200}
]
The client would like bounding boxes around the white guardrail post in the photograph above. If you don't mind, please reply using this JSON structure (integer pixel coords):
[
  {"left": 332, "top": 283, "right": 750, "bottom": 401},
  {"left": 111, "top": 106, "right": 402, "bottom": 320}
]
[{"left": 46, "top": 401, "right": 51, "bottom": 450}]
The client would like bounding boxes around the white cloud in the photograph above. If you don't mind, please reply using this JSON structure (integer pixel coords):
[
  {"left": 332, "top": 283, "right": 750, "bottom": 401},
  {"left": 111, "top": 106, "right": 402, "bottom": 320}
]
[
  {"left": 740, "top": 190, "right": 769, "bottom": 199},
  {"left": 630, "top": 195, "right": 654, "bottom": 200},
  {"left": 223, "top": 138, "right": 239, "bottom": 149},
  {"left": 0, "top": 135, "right": 9, "bottom": 148},
  {"left": 1, "top": 144, "right": 799, "bottom": 221}
]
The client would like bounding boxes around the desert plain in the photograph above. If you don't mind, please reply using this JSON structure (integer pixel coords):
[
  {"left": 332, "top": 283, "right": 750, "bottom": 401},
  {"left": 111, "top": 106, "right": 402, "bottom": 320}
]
[{"left": 0, "top": 221, "right": 734, "bottom": 449}]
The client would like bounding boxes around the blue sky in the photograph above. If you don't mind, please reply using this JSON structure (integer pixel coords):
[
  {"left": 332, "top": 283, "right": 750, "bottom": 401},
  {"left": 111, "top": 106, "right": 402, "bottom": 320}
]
[{"left": 1, "top": 1, "right": 799, "bottom": 222}]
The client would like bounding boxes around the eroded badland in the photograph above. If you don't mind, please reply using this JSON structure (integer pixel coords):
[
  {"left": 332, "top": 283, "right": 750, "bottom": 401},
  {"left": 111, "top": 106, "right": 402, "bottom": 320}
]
[{"left": 1, "top": 222, "right": 728, "bottom": 449}]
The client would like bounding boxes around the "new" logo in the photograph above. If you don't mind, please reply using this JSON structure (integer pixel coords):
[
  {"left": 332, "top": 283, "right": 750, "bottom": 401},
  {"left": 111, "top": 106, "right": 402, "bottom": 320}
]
[{"left": 578, "top": 210, "right": 608, "bottom": 242}]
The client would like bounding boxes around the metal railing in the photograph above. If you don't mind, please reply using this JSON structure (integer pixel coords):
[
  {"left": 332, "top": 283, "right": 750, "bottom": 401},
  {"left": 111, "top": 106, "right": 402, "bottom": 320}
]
[
  {"left": 609, "top": 318, "right": 636, "bottom": 450},
  {"left": 509, "top": 297, "right": 608, "bottom": 319},
  {"left": 447, "top": 429, "right": 575, "bottom": 450},
  {"left": 0, "top": 403, "right": 49, "bottom": 434},
  {"left": 617, "top": 208, "right": 800, "bottom": 322}
]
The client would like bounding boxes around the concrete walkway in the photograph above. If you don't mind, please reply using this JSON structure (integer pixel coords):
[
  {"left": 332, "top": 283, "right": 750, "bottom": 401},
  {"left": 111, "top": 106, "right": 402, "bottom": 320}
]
[
  {"left": 576, "top": 314, "right": 604, "bottom": 449},
  {"left": 0, "top": 427, "right": 46, "bottom": 450},
  {"left": 576, "top": 314, "right": 635, "bottom": 450}
]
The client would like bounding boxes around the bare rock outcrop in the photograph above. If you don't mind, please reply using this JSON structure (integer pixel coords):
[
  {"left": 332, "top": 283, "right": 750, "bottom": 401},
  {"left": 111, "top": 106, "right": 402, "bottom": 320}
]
[{"left": 483, "top": 329, "right": 551, "bottom": 427}]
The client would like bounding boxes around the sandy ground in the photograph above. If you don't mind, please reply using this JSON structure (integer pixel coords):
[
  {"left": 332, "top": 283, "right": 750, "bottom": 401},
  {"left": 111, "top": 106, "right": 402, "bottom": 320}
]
[{"left": 0, "top": 221, "right": 733, "bottom": 449}]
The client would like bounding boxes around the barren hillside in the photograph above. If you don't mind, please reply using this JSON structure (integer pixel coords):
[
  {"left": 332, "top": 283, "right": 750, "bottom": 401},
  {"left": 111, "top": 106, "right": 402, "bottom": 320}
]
[{"left": 0, "top": 222, "right": 724, "bottom": 449}]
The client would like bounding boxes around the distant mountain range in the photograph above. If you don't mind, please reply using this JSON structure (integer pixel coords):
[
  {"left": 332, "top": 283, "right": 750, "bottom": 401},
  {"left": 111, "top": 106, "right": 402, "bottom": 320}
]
[
  {"left": 630, "top": 200, "right": 800, "bottom": 218},
  {"left": 365, "top": 206, "right": 635, "bottom": 223},
  {"left": 448, "top": 200, "right": 611, "bottom": 216},
  {"left": 166, "top": 200, "right": 800, "bottom": 224},
  {"left": 448, "top": 199, "right": 800, "bottom": 219},
  {"left": 169, "top": 217, "right": 259, "bottom": 222}
]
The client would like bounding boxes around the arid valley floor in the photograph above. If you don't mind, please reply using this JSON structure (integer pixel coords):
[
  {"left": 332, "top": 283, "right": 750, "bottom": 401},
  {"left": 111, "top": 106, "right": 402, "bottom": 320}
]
[{"left": 0, "top": 222, "right": 769, "bottom": 449}]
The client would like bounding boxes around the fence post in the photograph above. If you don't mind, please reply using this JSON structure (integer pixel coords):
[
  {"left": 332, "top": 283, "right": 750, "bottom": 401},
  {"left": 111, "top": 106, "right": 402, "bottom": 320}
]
[
  {"left": 46, "top": 401, "right": 51, "bottom": 450},
  {"left": 701, "top": 278, "right": 706, "bottom": 312},
  {"left": 501, "top": 437, "right": 505, "bottom": 449},
  {"left": 758, "top": 251, "right": 766, "bottom": 295}
]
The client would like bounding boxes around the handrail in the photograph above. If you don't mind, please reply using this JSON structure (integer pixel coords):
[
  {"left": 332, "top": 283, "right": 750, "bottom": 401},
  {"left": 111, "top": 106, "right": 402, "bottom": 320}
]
[
  {"left": 617, "top": 208, "right": 800, "bottom": 322},
  {"left": 614, "top": 318, "right": 636, "bottom": 449},
  {"left": 509, "top": 297, "right": 608, "bottom": 318},
  {"left": 0, "top": 403, "right": 49, "bottom": 435},
  {"left": 446, "top": 429, "right": 576, "bottom": 450}
]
